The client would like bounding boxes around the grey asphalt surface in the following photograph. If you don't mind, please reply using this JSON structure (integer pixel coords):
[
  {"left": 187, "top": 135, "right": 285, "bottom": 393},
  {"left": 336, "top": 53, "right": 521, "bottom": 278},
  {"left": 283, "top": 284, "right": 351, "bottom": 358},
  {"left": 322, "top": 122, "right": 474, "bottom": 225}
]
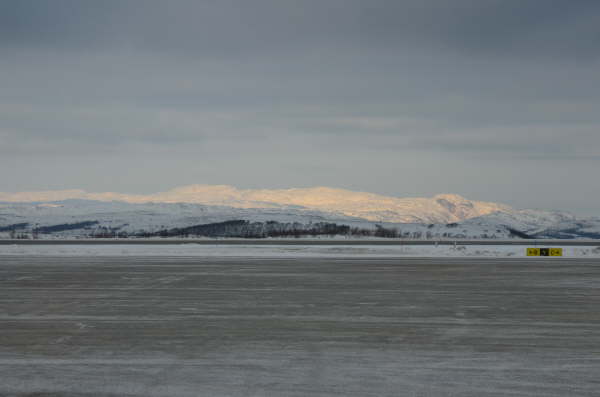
[{"left": 1, "top": 255, "right": 599, "bottom": 396}]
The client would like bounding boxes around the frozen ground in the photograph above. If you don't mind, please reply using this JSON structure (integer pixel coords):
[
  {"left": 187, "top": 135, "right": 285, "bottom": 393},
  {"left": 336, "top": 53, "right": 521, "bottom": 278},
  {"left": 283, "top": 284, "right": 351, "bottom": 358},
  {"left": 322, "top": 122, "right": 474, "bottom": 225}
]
[
  {"left": 1, "top": 255, "right": 599, "bottom": 396},
  {"left": 1, "top": 242, "right": 600, "bottom": 257}
]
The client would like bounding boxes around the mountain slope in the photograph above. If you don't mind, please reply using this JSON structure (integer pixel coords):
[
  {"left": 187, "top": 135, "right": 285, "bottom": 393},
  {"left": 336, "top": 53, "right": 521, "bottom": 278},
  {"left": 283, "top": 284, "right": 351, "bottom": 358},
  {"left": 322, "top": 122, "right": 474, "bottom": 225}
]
[
  {"left": 0, "top": 199, "right": 522, "bottom": 239},
  {"left": 0, "top": 185, "right": 511, "bottom": 224},
  {"left": 0, "top": 199, "right": 366, "bottom": 236},
  {"left": 2, "top": 185, "right": 597, "bottom": 239}
]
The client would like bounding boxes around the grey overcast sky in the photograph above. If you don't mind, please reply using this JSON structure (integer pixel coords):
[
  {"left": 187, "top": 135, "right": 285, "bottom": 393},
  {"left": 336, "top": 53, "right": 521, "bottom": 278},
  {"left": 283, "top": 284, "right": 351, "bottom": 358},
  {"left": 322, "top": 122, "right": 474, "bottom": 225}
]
[{"left": 1, "top": 0, "right": 599, "bottom": 214}]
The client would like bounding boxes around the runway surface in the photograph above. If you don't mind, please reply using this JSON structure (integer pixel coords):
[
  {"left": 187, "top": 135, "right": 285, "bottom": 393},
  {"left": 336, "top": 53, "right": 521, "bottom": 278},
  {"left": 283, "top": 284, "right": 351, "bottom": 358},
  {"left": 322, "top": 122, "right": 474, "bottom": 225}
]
[{"left": 1, "top": 255, "right": 599, "bottom": 396}]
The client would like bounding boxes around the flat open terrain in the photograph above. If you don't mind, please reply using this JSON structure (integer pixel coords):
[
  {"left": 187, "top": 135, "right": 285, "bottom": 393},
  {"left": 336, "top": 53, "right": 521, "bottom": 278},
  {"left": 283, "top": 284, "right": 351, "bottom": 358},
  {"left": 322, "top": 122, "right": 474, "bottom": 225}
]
[{"left": 1, "top": 255, "right": 599, "bottom": 396}]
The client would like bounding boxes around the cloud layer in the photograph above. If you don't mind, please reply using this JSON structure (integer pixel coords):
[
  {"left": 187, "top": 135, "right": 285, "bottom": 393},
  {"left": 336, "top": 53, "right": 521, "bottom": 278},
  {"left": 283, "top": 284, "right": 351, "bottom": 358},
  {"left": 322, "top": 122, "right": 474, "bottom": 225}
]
[{"left": 1, "top": 0, "right": 599, "bottom": 214}]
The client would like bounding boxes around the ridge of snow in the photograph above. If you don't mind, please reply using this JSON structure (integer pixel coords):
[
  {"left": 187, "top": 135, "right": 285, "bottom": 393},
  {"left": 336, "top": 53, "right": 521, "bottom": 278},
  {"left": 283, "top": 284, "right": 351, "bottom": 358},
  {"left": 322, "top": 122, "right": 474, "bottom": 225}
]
[{"left": 0, "top": 185, "right": 512, "bottom": 224}]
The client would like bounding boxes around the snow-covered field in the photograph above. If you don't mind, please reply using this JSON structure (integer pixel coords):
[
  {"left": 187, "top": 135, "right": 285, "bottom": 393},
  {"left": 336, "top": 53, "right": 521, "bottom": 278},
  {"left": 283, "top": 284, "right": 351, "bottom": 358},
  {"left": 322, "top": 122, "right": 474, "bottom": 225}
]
[{"left": 2, "top": 243, "right": 600, "bottom": 258}]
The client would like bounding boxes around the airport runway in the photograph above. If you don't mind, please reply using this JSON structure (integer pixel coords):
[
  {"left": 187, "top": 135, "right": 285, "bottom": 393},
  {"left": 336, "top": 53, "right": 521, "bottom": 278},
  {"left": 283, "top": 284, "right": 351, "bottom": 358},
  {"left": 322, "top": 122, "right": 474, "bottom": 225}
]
[{"left": 1, "top": 255, "right": 599, "bottom": 396}]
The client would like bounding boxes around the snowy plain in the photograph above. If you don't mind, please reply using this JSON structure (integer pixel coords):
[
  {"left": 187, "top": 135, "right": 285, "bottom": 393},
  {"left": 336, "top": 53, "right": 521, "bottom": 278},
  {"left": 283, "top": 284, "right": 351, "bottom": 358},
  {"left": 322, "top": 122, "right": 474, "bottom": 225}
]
[{"left": 2, "top": 243, "right": 600, "bottom": 258}]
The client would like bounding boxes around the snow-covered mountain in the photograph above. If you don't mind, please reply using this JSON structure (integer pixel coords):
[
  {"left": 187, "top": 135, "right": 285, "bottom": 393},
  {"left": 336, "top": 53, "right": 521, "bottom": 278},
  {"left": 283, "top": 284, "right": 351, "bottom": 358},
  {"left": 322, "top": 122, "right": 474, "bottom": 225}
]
[
  {"left": 0, "top": 199, "right": 366, "bottom": 234},
  {"left": 0, "top": 185, "right": 510, "bottom": 224},
  {"left": 0, "top": 199, "right": 521, "bottom": 239},
  {"left": 459, "top": 210, "right": 600, "bottom": 239},
  {"left": 0, "top": 185, "right": 598, "bottom": 239}
]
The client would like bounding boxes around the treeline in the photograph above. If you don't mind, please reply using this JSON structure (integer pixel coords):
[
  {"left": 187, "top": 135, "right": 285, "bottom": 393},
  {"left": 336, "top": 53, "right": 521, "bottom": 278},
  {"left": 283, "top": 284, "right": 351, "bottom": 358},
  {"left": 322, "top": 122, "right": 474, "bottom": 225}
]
[
  {"left": 1, "top": 221, "right": 100, "bottom": 239},
  {"left": 90, "top": 220, "right": 440, "bottom": 239},
  {"left": 132, "top": 220, "right": 355, "bottom": 239},
  {"left": 0, "top": 223, "right": 29, "bottom": 232},
  {"left": 35, "top": 221, "right": 99, "bottom": 234},
  {"left": 2, "top": 219, "right": 518, "bottom": 239}
]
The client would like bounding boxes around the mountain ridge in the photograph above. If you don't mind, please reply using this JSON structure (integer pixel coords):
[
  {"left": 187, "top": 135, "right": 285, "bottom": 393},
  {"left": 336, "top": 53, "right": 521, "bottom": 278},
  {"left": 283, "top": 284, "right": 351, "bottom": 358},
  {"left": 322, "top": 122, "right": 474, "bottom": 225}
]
[
  {"left": 0, "top": 184, "right": 512, "bottom": 224},
  {"left": 1, "top": 192, "right": 598, "bottom": 239}
]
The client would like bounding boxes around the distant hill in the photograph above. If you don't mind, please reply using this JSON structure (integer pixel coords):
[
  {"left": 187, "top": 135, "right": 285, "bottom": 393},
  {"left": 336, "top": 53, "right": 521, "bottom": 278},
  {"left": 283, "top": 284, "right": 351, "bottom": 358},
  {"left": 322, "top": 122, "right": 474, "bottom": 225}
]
[
  {"left": 0, "top": 185, "right": 598, "bottom": 239},
  {"left": 0, "top": 185, "right": 512, "bottom": 223}
]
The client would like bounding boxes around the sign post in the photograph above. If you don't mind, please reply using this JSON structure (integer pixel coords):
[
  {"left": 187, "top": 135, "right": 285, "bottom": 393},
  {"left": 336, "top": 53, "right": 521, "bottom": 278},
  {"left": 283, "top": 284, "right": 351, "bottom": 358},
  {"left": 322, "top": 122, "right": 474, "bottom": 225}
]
[{"left": 527, "top": 247, "right": 563, "bottom": 256}]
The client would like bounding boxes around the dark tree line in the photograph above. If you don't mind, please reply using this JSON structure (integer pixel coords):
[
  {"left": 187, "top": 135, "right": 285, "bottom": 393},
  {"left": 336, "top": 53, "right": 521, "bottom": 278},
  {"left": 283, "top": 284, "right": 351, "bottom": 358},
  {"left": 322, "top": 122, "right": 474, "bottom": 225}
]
[
  {"left": 34, "top": 221, "right": 99, "bottom": 234},
  {"left": 87, "top": 220, "right": 484, "bottom": 239},
  {"left": 85, "top": 220, "right": 408, "bottom": 239},
  {"left": 132, "top": 220, "right": 355, "bottom": 239},
  {"left": 0, "top": 223, "right": 29, "bottom": 232}
]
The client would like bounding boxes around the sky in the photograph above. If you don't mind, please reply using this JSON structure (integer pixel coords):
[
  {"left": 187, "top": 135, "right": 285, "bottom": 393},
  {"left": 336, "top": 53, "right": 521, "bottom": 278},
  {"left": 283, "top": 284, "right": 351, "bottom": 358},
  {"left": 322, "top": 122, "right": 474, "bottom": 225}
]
[{"left": 1, "top": 0, "right": 599, "bottom": 215}]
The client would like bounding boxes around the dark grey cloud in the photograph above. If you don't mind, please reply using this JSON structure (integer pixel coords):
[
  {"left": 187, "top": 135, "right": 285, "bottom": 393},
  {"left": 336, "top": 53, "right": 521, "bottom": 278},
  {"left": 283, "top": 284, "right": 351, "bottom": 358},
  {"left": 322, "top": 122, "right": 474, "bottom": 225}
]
[
  {"left": 0, "top": 0, "right": 600, "bottom": 58},
  {"left": 0, "top": 0, "right": 599, "bottom": 214},
  {"left": 3, "top": 0, "right": 599, "bottom": 58}
]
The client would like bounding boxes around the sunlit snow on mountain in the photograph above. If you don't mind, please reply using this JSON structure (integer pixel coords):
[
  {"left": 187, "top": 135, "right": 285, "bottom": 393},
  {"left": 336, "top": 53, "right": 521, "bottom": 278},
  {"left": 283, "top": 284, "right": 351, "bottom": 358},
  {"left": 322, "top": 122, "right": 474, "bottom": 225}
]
[
  {"left": 0, "top": 185, "right": 598, "bottom": 239},
  {"left": 0, "top": 185, "right": 511, "bottom": 223}
]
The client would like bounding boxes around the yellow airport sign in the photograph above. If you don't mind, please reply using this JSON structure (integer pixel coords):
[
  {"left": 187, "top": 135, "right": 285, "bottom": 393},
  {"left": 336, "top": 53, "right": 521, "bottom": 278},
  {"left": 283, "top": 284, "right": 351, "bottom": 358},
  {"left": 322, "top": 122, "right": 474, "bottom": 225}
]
[{"left": 527, "top": 247, "right": 563, "bottom": 257}]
